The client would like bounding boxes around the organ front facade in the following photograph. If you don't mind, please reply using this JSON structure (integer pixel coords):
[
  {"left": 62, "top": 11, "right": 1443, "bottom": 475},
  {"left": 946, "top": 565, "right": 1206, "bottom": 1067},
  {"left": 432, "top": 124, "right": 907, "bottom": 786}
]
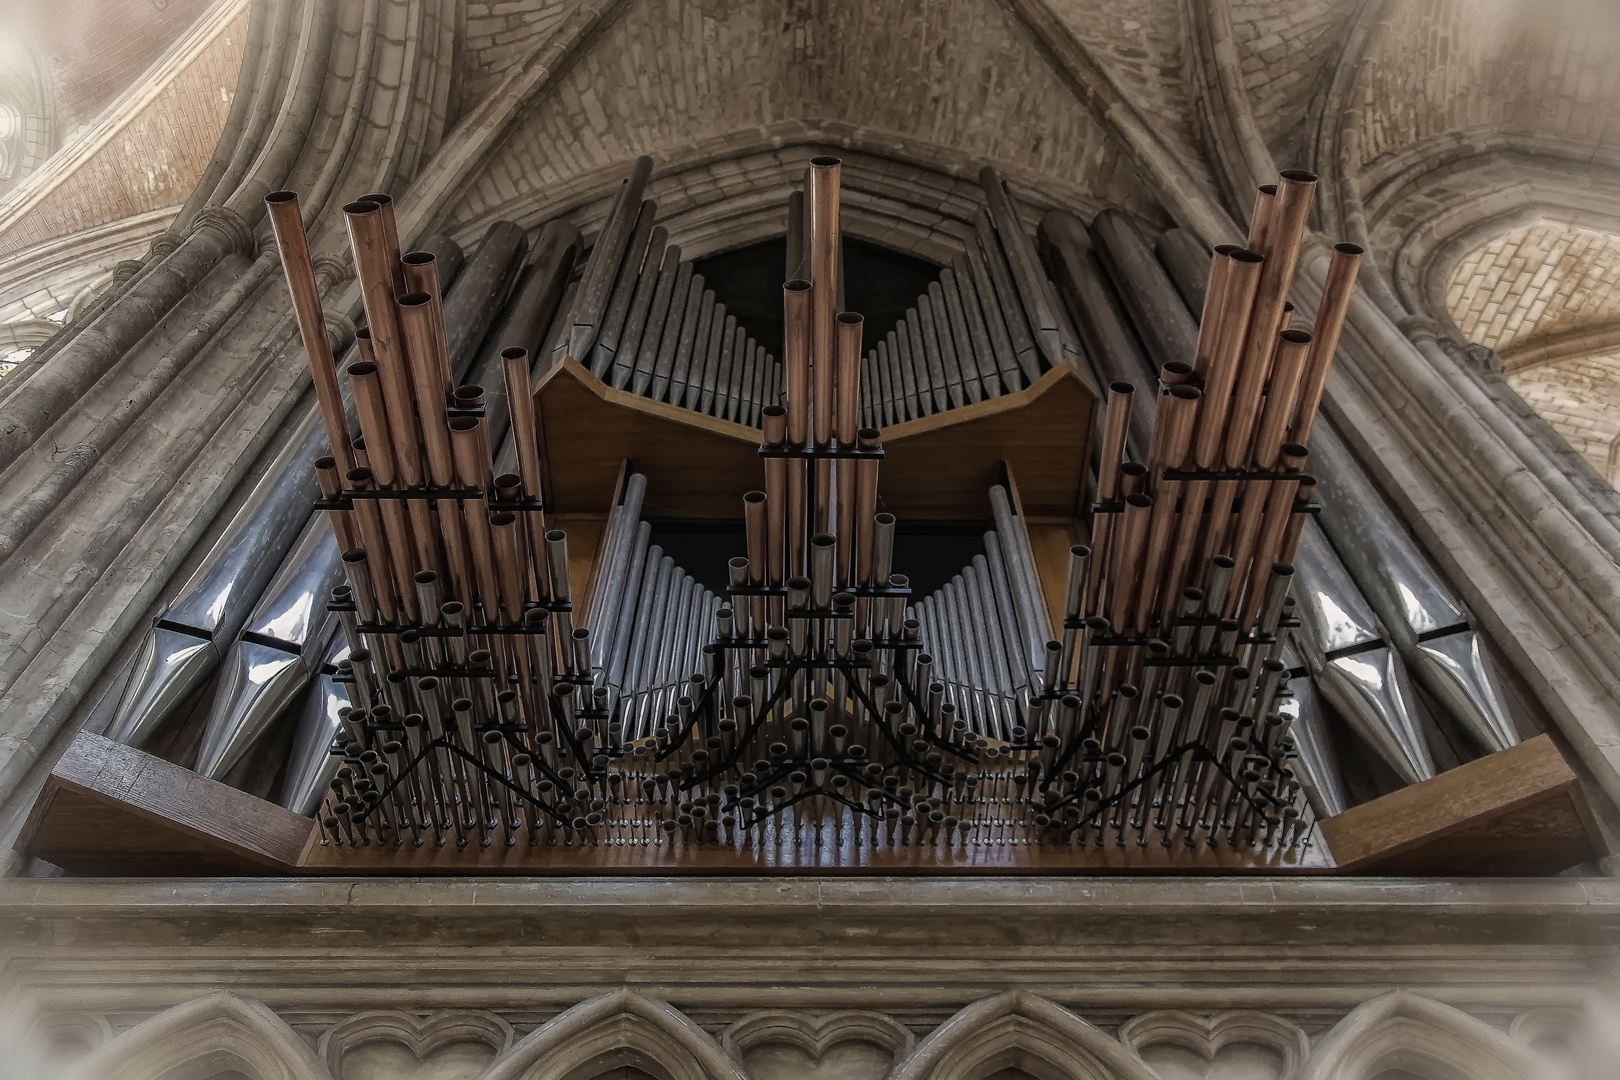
[{"left": 0, "top": 1, "right": 1617, "bottom": 1078}]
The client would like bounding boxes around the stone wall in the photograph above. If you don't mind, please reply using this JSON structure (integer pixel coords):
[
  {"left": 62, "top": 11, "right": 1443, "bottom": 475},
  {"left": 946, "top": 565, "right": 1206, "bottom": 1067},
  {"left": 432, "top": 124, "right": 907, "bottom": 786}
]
[{"left": 3, "top": 879, "right": 1613, "bottom": 1080}]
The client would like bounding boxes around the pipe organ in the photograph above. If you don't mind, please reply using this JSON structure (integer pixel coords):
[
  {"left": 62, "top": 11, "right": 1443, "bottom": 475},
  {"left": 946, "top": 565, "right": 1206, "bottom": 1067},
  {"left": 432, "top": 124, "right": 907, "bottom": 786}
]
[{"left": 20, "top": 155, "right": 1601, "bottom": 877}]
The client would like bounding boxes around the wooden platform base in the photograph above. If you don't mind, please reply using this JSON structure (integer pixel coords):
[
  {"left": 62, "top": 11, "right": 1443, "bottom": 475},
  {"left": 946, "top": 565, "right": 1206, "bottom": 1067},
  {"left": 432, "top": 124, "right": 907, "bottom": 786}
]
[{"left": 19, "top": 732, "right": 1600, "bottom": 877}]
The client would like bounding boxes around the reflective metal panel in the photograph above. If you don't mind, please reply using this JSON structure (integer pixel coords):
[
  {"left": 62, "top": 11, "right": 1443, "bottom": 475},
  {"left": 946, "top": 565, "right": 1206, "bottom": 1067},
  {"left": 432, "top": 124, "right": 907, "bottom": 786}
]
[{"left": 278, "top": 629, "right": 350, "bottom": 815}]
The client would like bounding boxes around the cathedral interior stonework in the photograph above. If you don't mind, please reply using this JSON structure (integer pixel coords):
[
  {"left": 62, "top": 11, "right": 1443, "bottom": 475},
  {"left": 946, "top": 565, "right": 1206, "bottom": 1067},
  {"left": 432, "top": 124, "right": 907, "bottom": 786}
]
[{"left": 1, "top": 1, "right": 1619, "bottom": 1078}]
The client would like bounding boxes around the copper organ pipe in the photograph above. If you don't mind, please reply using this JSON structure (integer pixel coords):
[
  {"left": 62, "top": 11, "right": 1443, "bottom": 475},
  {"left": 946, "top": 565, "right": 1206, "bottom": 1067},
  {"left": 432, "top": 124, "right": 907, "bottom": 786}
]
[
  {"left": 1288, "top": 243, "right": 1363, "bottom": 447},
  {"left": 1107, "top": 494, "right": 1153, "bottom": 631},
  {"left": 1192, "top": 249, "right": 1264, "bottom": 469},
  {"left": 401, "top": 250, "right": 452, "bottom": 388},
  {"left": 1083, "top": 381, "right": 1134, "bottom": 614},
  {"left": 783, "top": 280, "right": 812, "bottom": 577},
  {"left": 853, "top": 427, "right": 881, "bottom": 586},
  {"left": 762, "top": 406, "right": 788, "bottom": 577},
  {"left": 343, "top": 466, "right": 405, "bottom": 623},
  {"left": 314, "top": 456, "right": 359, "bottom": 551},
  {"left": 834, "top": 311, "right": 862, "bottom": 445},
  {"left": 1191, "top": 246, "right": 1236, "bottom": 379},
  {"left": 1238, "top": 444, "right": 1309, "bottom": 627},
  {"left": 489, "top": 512, "right": 529, "bottom": 626},
  {"left": 809, "top": 159, "right": 841, "bottom": 541},
  {"left": 346, "top": 360, "right": 421, "bottom": 610},
  {"left": 397, "top": 291, "right": 456, "bottom": 487},
  {"left": 1250, "top": 329, "right": 1313, "bottom": 468},
  {"left": 834, "top": 311, "right": 864, "bottom": 581},
  {"left": 1133, "top": 385, "right": 1201, "bottom": 630},
  {"left": 1222, "top": 171, "right": 1316, "bottom": 471},
  {"left": 359, "top": 191, "right": 409, "bottom": 295},
  {"left": 743, "top": 490, "right": 768, "bottom": 638},
  {"left": 809, "top": 157, "right": 841, "bottom": 448},
  {"left": 1278, "top": 475, "right": 1316, "bottom": 565},
  {"left": 449, "top": 415, "right": 503, "bottom": 626},
  {"left": 265, "top": 191, "right": 353, "bottom": 474},
  {"left": 1246, "top": 183, "right": 1277, "bottom": 252},
  {"left": 344, "top": 200, "right": 424, "bottom": 485},
  {"left": 501, "top": 347, "right": 551, "bottom": 596}
]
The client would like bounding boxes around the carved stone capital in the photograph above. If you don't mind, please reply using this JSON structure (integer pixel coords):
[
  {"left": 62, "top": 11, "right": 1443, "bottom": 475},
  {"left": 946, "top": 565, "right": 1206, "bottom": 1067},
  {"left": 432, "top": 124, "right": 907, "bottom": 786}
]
[{"left": 191, "top": 205, "right": 256, "bottom": 257}]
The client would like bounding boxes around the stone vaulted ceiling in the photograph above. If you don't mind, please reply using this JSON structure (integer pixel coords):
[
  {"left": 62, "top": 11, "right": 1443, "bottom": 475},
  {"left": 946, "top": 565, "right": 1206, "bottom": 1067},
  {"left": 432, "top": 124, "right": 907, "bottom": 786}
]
[{"left": 0, "top": 0, "right": 1619, "bottom": 485}]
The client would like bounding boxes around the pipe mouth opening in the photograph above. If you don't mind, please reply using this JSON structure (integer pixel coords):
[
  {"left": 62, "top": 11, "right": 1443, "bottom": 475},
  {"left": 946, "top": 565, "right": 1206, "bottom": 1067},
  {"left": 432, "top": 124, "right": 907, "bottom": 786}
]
[
  {"left": 347, "top": 360, "right": 378, "bottom": 376},
  {"left": 344, "top": 466, "right": 374, "bottom": 482},
  {"left": 265, "top": 190, "right": 298, "bottom": 204},
  {"left": 448, "top": 416, "right": 478, "bottom": 431},
  {"left": 836, "top": 311, "right": 864, "bottom": 325},
  {"left": 810, "top": 155, "right": 842, "bottom": 167},
  {"left": 1108, "top": 379, "right": 1136, "bottom": 394},
  {"left": 1279, "top": 169, "right": 1318, "bottom": 184},
  {"left": 762, "top": 404, "right": 787, "bottom": 416},
  {"left": 342, "top": 199, "right": 380, "bottom": 215},
  {"left": 874, "top": 512, "right": 896, "bottom": 525},
  {"left": 545, "top": 530, "right": 566, "bottom": 542},
  {"left": 1335, "top": 242, "right": 1365, "bottom": 256},
  {"left": 490, "top": 511, "right": 516, "bottom": 526},
  {"left": 1169, "top": 383, "right": 1202, "bottom": 400},
  {"left": 1280, "top": 441, "right": 1309, "bottom": 457},
  {"left": 501, "top": 345, "right": 528, "bottom": 359},
  {"left": 314, "top": 455, "right": 335, "bottom": 468},
  {"left": 1258, "top": 183, "right": 1279, "bottom": 195},
  {"left": 397, "top": 291, "right": 431, "bottom": 306},
  {"left": 784, "top": 278, "right": 811, "bottom": 292},
  {"left": 1230, "top": 248, "right": 1265, "bottom": 264},
  {"left": 743, "top": 490, "right": 766, "bottom": 503},
  {"left": 401, "top": 250, "right": 434, "bottom": 264},
  {"left": 1120, "top": 461, "right": 1148, "bottom": 476},
  {"left": 1279, "top": 328, "right": 1313, "bottom": 344}
]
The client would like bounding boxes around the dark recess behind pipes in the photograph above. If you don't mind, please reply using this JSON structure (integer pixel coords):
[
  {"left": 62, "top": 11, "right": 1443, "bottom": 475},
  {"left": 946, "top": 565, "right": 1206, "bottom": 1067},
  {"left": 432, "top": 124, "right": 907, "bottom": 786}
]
[
  {"left": 648, "top": 520, "right": 989, "bottom": 599},
  {"left": 693, "top": 236, "right": 939, "bottom": 357}
]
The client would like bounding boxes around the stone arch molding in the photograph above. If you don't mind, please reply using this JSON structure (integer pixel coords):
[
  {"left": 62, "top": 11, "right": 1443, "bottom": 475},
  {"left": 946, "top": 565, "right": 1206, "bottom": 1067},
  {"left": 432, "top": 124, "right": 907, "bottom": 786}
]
[
  {"left": 1300, "top": 990, "right": 1551, "bottom": 1080},
  {"left": 1117, "top": 1010, "right": 1309, "bottom": 1079},
  {"left": 481, "top": 989, "right": 749, "bottom": 1080},
  {"left": 721, "top": 1009, "right": 915, "bottom": 1073},
  {"left": 316, "top": 1009, "right": 514, "bottom": 1079},
  {"left": 890, "top": 990, "right": 1159, "bottom": 1080},
  {"left": 61, "top": 991, "right": 332, "bottom": 1080}
]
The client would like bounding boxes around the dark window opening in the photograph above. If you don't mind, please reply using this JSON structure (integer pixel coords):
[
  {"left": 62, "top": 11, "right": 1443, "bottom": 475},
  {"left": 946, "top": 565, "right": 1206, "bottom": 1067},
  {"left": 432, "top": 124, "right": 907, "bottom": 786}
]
[{"left": 647, "top": 519, "right": 989, "bottom": 601}]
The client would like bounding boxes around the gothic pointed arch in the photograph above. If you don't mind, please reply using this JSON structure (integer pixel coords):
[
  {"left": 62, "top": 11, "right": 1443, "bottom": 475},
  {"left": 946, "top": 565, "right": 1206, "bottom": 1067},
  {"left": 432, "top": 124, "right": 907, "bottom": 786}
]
[
  {"left": 1300, "top": 990, "right": 1547, "bottom": 1080},
  {"left": 62, "top": 992, "right": 329, "bottom": 1080},
  {"left": 480, "top": 990, "right": 749, "bottom": 1080},
  {"left": 890, "top": 991, "right": 1159, "bottom": 1080}
]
